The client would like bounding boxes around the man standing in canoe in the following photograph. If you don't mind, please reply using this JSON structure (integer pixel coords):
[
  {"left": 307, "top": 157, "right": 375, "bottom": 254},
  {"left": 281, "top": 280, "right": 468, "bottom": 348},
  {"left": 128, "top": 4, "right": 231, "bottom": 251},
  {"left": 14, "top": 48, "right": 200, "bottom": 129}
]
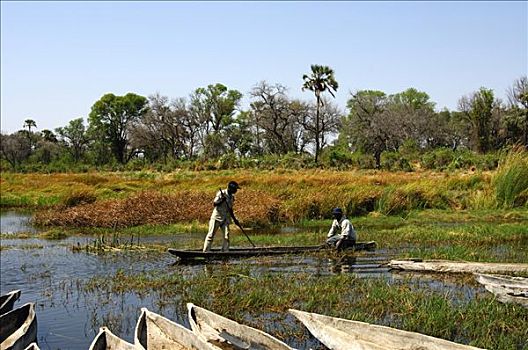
[
  {"left": 203, "top": 181, "right": 241, "bottom": 252},
  {"left": 326, "top": 207, "right": 357, "bottom": 250}
]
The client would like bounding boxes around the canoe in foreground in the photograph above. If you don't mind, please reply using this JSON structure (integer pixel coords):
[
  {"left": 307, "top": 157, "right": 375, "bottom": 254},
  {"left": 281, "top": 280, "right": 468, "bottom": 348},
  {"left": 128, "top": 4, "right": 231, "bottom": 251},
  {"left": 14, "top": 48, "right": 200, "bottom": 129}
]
[
  {"left": 475, "top": 273, "right": 528, "bottom": 308},
  {"left": 169, "top": 241, "right": 376, "bottom": 261},
  {"left": 0, "top": 303, "right": 38, "bottom": 350},
  {"left": 289, "top": 309, "right": 485, "bottom": 350},
  {"left": 134, "top": 307, "right": 220, "bottom": 350},
  {"left": 0, "top": 290, "right": 21, "bottom": 315},
  {"left": 388, "top": 259, "right": 528, "bottom": 274},
  {"left": 187, "top": 303, "right": 294, "bottom": 350},
  {"left": 89, "top": 327, "right": 137, "bottom": 350}
]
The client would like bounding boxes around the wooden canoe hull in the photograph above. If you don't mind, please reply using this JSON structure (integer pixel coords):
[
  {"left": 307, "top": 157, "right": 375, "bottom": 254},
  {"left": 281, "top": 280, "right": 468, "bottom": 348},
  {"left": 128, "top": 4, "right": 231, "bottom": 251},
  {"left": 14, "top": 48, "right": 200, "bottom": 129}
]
[
  {"left": 475, "top": 273, "right": 528, "bottom": 308},
  {"left": 187, "top": 303, "right": 294, "bottom": 350},
  {"left": 289, "top": 309, "right": 485, "bottom": 350},
  {"left": 0, "top": 290, "right": 21, "bottom": 316},
  {"left": 88, "top": 327, "right": 137, "bottom": 350},
  {"left": 134, "top": 307, "right": 220, "bottom": 350},
  {"left": 388, "top": 259, "right": 528, "bottom": 274},
  {"left": 23, "top": 343, "right": 40, "bottom": 350},
  {"left": 169, "top": 241, "right": 376, "bottom": 261},
  {"left": 0, "top": 303, "right": 37, "bottom": 350}
]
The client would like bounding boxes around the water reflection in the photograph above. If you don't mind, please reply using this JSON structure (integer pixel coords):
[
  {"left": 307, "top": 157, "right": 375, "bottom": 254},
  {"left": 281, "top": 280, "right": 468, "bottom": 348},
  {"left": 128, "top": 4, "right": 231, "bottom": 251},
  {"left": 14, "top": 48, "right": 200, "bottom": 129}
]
[{"left": 0, "top": 210, "right": 37, "bottom": 234}]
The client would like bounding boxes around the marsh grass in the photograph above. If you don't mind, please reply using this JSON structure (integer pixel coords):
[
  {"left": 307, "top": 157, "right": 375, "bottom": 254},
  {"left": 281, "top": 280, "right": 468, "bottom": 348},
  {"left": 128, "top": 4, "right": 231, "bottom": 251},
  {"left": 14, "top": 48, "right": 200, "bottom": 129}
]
[
  {"left": 494, "top": 147, "right": 528, "bottom": 208},
  {"left": 5, "top": 167, "right": 518, "bottom": 227},
  {"left": 83, "top": 266, "right": 528, "bottom": 349}
]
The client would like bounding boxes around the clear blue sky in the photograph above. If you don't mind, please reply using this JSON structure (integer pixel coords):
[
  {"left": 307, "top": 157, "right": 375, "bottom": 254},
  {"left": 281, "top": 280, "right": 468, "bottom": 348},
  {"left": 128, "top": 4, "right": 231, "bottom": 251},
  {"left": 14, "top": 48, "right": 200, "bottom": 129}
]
[{"left": 1, "top": 1, "right": 527, "bottom": 133}]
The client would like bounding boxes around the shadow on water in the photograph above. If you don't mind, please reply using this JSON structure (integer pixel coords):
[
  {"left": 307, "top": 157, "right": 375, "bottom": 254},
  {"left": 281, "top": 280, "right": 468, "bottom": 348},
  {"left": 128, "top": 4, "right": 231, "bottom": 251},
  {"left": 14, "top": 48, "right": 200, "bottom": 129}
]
[{"left": 0, "top": 212, "right": 502, "bottom": 349}]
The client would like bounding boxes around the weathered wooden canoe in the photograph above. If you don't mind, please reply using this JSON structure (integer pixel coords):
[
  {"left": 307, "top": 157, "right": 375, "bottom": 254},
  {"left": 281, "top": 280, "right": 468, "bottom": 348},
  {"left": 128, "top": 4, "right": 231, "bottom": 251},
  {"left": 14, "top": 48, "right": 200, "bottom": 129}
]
[
  {"left": 289, "top": 309, "right": 485, "bottom": 350},
  {"left": 23, "top": 343, "right": 40, "bottom": 350},
  {"left": 134, "top": 307, "right": 220, "bottom": 349},
  {"left": 0, "top": 303, "right": 37, "bottom": 350},
  {"left": 0, "top": 290, "right": 21, "bottom": 315},
  {"left": 187, "top": 303, "right": 294, "bottom": 350},
  {"left": 475, "top": 273, "right": 528, "bottom": 308},
  {"left": 388, "top": 259, "right": 528, "bottom": 274},
  {"left": 169, "top": 241, "right": 376, "bottom": 261},
  {"left": 89, "top": 327, "right": 138, "bottom": 350}
]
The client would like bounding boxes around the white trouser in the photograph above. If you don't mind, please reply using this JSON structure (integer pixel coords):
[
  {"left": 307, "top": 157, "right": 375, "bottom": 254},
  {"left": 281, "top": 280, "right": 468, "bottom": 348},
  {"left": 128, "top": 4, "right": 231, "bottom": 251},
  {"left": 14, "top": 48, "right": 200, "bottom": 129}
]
[{"left": 203, "top": 218, "right": 230, "bottom": 252}]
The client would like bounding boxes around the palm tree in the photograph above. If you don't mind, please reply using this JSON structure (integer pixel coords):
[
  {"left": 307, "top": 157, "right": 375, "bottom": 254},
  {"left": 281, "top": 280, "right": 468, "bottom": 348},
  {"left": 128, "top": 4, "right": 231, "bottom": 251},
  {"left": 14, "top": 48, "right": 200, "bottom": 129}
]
[
  {"left": 23, "top": 119, "right": 37, "bottom": 133},
  {"left": 302, "top": 65, "right": 338, "bottom": 162}
]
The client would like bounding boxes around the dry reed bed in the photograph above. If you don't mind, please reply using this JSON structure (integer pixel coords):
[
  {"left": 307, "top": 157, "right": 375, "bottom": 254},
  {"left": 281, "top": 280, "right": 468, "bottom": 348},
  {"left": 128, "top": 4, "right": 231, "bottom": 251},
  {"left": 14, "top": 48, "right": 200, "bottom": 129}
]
[{"left": 34, "top": 190, "right": 280, "bottom": 228}]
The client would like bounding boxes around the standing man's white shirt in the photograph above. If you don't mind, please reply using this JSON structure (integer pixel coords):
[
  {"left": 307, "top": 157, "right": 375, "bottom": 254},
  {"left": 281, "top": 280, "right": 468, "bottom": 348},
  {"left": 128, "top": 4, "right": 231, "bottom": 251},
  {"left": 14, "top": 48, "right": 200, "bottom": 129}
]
[{"left": 211, "top": 189, "right": 234, "bottom": 224}]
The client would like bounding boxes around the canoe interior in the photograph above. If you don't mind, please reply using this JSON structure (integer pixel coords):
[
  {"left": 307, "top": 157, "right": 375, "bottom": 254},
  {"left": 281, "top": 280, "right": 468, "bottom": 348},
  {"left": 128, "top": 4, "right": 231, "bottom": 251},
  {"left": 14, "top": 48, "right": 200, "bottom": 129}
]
[
  {"left": 0, "top": 290, "right": 21, "bottom": 315},
  {"left": 188, "top": 303, "right": 293, "bottom": 350},
  {"left": 135, "top": 308, "right": 218, "bottom": 350},
  {"left": 0, "top": 303, "right": 37, "bottom": 350},
  {"left": 89, "top": 327, "right": 136, "bottom": 350}
]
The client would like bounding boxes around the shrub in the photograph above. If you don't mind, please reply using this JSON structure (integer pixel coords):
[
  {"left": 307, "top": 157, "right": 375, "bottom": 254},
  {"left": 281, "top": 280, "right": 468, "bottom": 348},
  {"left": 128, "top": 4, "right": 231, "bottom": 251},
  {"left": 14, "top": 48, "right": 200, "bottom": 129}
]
[{"left": 494, "top": 147, "right": 528, "bottom": 208}]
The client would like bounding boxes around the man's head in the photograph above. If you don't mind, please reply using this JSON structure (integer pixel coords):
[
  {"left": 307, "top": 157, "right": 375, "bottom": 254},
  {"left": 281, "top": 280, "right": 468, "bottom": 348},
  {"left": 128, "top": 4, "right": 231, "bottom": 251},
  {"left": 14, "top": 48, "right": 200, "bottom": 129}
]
[
  {"left": 228, "top": 181, "right": 240, "bottom": 194},
  {"left": 332, "top": 207, "right": 343, "bottom": 220}
]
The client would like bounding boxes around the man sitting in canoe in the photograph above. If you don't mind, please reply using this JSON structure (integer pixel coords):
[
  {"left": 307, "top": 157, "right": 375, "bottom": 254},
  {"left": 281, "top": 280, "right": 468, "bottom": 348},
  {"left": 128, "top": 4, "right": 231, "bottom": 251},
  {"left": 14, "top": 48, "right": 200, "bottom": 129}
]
[
  {"left": 203, "top": 181, "right": 241, "bottom": 252},
  {"left": 326, "top": 207, "right": 356, "bottom": 250}
]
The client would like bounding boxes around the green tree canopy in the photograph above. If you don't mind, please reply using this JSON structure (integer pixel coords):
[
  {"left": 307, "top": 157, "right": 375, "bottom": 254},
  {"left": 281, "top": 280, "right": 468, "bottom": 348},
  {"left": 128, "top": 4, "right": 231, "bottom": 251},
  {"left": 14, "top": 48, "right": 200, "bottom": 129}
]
[{"left": 88, "top": 93, "right": 148, "bottom": 163}]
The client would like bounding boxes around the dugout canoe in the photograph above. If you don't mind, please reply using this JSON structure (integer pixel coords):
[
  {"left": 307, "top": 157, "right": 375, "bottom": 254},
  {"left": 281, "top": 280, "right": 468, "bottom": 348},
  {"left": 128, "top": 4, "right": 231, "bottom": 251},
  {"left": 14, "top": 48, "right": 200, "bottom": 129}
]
[
  {"left": 23, "top": 343, "right": 40, "bottom": 350},
  {"left": 475, "top": 273, "right": 528, "bottom": 308},
  {"left": 289, "top": 309, "right": 485, "bottom": 350},
  {"left": 134, "top": 307, "right": 220, "bottom": 350},
  {"left": 388, "top": 259, "right": 528, "bottom": 274},
  {"left": 89, "top": 327, "right": 138, "bottom": 350},
  {"left": 187, "top": 303, "right": 294, "bottom": 350},
  {"left": 0, "top": 290, "right": 21, "bottom": 315},
  {"left": 169, "top": 241, "right": 376, "bottom": 261},
  {"left": 0, "top": 303, "right": 37, "bottom": 350}
]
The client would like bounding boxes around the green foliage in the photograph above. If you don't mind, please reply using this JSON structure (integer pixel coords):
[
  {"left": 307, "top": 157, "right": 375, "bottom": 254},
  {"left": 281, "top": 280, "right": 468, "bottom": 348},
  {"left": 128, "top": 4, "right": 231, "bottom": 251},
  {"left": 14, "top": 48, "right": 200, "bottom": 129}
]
[
  {"left": 494, "top": 148, "right": 528, "bottom": 208},
  {"left": 381, "top": 151, "right": 412, "bottom": 172}
]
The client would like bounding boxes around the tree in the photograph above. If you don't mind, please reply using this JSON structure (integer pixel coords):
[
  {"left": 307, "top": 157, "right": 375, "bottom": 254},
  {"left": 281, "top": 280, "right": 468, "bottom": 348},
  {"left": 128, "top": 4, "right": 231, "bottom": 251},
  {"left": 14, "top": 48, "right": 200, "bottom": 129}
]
[
  {"left": 302, "top": 65, "right": 339, "bottom": 162},
  {"left": 23, "top": 119, "right": 36, "bottom": 133},
  {"left": 88, "top": 93, "right": 148, "bottom": 163},
  {"left": 250, "top": 81, "right": 305, "bottom": 155},
  {"left": 342, "top": 90, "right": 389, "bottom": 168},
  {"left": 55, "top": 118, "right": 90, "bottom": 163},
  {"left": 299, "top": 97, "right": 342, "bottom": 154},
  {"left": 506, "top": 76, "right": 528, "bottom": 146},
  {"left": 458, "top": 88, "right": 496, "bottom": 153},
  {"left": 190, "top": 84, "right": 242, "bottom": 158},
  {"left": 0, "top": 132, "right": 31, "bottom": 169},
  {"left": 385, "top": 88, "right": 436, "bottom": 148}
]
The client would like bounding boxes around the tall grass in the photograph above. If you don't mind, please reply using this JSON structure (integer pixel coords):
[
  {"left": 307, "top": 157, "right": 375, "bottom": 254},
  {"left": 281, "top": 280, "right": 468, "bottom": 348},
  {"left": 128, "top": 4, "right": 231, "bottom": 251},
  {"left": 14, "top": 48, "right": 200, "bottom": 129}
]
[{"left": 494, "top": 147, "right": 528, "bottom": 208}]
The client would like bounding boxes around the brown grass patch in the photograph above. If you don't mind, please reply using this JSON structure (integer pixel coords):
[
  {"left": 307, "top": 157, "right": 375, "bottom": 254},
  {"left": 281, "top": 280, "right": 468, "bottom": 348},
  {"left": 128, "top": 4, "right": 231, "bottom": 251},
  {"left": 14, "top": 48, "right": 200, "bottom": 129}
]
[{"left": 34, "top": 190, "right": 280, "bottom": 228}]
